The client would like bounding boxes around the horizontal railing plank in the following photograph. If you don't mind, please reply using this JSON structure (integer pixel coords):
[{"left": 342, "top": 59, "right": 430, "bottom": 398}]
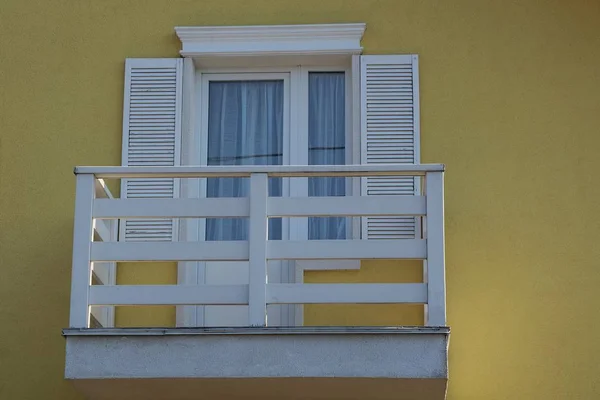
[
  {"left": 267, "top": 239, "right": 427, "bottom": 260},
  {"left": 268, "top": 196, "right": 426, "bottom": 217},
  {"left": 75, "top": 164, "right": 445, "bottom": 178},
  {"left": 267, "top": 283, "right": 427, "bottom": 304},
  {"left": 93, "top": 198, "right": 249, "bottom": 218},
  {"left": 91, "top": 242, "right": 249, "bottom": 262},
  {"left": 90, "top": 285, "right": 248, "bottom": 305}
]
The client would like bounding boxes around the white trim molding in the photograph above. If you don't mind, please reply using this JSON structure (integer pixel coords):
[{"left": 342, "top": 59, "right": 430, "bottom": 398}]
[{"left": 175, "top": 23, "right": 366, "bottom": 57}]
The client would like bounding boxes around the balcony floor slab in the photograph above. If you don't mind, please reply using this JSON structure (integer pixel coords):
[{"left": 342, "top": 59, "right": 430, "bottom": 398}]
[{"left": 64, "top": 326, "right": 449, "bottom": 400}]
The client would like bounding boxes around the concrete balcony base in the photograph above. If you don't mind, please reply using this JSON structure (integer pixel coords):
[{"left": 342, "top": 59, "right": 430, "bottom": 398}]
[{"left": 64, "top": 327, "right": 449, "bottom": 400}]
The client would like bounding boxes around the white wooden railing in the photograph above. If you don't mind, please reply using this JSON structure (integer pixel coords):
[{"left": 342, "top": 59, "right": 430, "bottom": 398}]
[{"left": 70, "top": 165, "right": 446, "bottom": 328}]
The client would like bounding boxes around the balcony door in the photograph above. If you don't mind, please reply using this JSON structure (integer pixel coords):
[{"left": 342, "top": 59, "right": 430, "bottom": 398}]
[
  {"left": 197, "top": 70, "right": 348, "bottom": 327},
  {"left": 199, "top": 73, "right": 291, "bottom": 326}
]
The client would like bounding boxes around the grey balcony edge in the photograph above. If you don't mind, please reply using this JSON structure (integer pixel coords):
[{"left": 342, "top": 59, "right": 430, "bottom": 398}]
[
  {"left": 63, "top": 326, "right": 450, "bottom": 337},
  {"left": 65, "top": 327, "right": 449, "bottom": 380}
]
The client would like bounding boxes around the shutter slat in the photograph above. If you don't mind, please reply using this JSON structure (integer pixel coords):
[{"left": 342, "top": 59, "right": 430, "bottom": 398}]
[
  {"left": 130, "top": 97, "right": 177, "bottom": 101},
  {"left": 361, "top": 55, "right": 420, "bottom": 240},
  {"left": 120, "top": 58, "right": 182, "bottom": 242}
]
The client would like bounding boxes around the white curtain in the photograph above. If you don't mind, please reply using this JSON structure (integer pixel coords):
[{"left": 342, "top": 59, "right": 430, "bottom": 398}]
[
  {"left": 205, "top": 74, "right": 346, "bottom": 242},
  {"left": 206, "top": 80, "right": 283, "bottom": 241},
  {"left": 308, "top": 72, "right": 346, "bottom": 240}
]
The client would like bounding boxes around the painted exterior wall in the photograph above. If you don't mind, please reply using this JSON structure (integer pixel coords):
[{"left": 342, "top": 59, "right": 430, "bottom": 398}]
[
  {"left": 305, "top": 260, "right": 424, "bottom": 326},
  {"left": 115, "top": 262, "right": 176, "bottom": 327},
  {"left": 1, "top": 0, "right": 599, "bottom": 399}
]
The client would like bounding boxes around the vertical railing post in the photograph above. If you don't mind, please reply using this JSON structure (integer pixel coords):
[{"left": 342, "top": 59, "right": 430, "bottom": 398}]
[
  {"left": 425, "top": 171, "right": 446, "bottom": 326},
  {"left": 69, "top": 173, "right": 96, "bottom": 328},
  {"left": 248, "top": 173, "right": 269, "bottom": 326}
]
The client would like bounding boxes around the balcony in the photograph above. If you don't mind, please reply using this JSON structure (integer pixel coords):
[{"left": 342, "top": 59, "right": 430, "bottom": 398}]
[{"left": 63, "top": 164, "right": 449, "bottom": 400}]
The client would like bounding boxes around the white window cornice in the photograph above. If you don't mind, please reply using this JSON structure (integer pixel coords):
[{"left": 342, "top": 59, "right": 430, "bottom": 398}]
[{"left": 175, "top": 23, "right": 366, "bottom": 57}]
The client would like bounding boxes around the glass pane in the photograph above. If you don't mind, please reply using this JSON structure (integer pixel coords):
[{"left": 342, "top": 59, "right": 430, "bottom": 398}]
[
  {"left": 206, "top": 80, "right": 283, "bottom": 241},
  {"left": 308, "top": 72, "right": 346, "bottom": 240}
]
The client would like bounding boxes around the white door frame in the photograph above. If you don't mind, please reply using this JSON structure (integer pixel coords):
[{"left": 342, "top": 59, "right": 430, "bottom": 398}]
[{"left": 177, "top": 62, "right": 358, "bottom": 327}]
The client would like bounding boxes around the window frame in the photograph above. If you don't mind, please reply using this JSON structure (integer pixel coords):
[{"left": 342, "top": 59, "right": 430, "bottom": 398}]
[
  {"left": 177, "top": 60, "right": 360, "bottom": 328},
  {"left": 192, "top": 64, "right": 356, "bottom": 240},
  {"left": 199, "top": 72, "right": 292, "bottom": 242},
  {"left": 295, "top": 65, "right": 355, "bottom": 242}
]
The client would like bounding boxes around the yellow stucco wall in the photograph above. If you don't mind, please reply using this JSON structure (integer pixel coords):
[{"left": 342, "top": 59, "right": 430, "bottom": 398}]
[
  {"left": 1, "top": 0, "right": 599, "bottom": 399},
  {"left": 114, "top": 262, "right": 177, "bottom": 327},
  {"left": 305, "top": 260, "right": 424, "bottom": 326}
]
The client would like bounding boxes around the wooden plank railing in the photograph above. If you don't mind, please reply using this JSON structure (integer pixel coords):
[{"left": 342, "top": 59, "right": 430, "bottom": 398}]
[{"left": 70, "top": 165, "right": 446, "bottom": 328}]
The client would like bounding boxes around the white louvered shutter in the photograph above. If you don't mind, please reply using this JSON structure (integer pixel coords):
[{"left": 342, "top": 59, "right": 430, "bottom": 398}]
[
  {"left": 360, "top": 55, "right": 420, "bottom": 239},
  {"left": 120, "top": 58, "right": 183, "bottom": 241}
]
